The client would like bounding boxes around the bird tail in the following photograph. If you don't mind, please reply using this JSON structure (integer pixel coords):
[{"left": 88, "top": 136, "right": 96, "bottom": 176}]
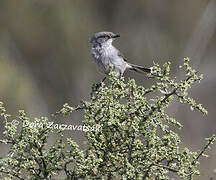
[{"left": 128, "top": 63, "right": 151, "bottom": 74}]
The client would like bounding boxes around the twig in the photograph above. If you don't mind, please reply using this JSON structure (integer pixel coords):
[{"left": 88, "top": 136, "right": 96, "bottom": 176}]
[
  {"left": 0, "top": 169, "right": 25, "bottom": 180},
  {"left": 53, "top": 105, "right": 86, "bottom": 116},
  {"left": 152, "top": 163, "right": 178, "bottom": 173}
]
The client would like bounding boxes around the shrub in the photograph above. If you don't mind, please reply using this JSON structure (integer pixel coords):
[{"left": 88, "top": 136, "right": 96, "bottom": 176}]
[{"left": 0, "top": 58, "right": 215, "bottom": 179}]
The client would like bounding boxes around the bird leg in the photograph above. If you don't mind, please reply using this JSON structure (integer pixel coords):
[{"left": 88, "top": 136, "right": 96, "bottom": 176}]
[{"left": 95, "top": 77, "right": 107, "bottom": 89}]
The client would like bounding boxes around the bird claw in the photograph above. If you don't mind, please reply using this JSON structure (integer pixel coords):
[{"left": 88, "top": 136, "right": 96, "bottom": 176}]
[{"left": 95, "top": 82, "right": 102, "bottom": 89}]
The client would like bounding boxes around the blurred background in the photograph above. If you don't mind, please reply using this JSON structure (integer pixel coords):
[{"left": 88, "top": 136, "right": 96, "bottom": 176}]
[{"left": 0, "top": 0, "right": 216, "bottom": 179}]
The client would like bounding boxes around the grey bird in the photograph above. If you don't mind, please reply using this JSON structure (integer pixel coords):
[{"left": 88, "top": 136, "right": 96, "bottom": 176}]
[{"left": 90, "top": 31, "right": 151, "bottom": 81}]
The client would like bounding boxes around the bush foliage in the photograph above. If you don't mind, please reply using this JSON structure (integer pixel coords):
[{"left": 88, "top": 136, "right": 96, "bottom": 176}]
[{"left": 0, "top": 58, "right": 215, "bottom": 179}]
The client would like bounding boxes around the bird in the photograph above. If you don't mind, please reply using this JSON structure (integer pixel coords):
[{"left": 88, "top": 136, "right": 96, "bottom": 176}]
[{"left": 89, "top": 31, "right": 151, "bottom": 82}]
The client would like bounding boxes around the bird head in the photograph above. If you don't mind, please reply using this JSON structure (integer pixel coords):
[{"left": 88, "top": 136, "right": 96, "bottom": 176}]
[{"left": 90, "top": 31, "right": 120, "bottom": 46}]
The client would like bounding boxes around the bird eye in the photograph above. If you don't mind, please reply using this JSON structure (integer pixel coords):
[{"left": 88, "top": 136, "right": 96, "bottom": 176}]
[{"left": 96, "top": 35, "right": 110, "bottom": 43}]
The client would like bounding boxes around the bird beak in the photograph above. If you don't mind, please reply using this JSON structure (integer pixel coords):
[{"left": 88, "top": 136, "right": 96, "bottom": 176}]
[{"left": 112, "top": 33, "right": 120, "bottom": 38}]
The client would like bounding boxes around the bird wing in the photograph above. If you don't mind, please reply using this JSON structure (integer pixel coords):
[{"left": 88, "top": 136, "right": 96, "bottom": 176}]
[
  {"left": 117, "top": 51, "right": 128, "bottom": 62},
  {"left": 118, "top": 51, "right": 151, "bottom": 73}
]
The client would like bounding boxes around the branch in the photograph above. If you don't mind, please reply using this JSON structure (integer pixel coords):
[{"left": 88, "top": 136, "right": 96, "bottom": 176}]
[
  {"left": 143, "top": 89, "right": 176, "bottom": 121},
  {"left": 152, "top": 163, "right": 178, "bottom": 173},
  {"left": 192, "top": 135, "right": 216, "bottom": 165}
]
